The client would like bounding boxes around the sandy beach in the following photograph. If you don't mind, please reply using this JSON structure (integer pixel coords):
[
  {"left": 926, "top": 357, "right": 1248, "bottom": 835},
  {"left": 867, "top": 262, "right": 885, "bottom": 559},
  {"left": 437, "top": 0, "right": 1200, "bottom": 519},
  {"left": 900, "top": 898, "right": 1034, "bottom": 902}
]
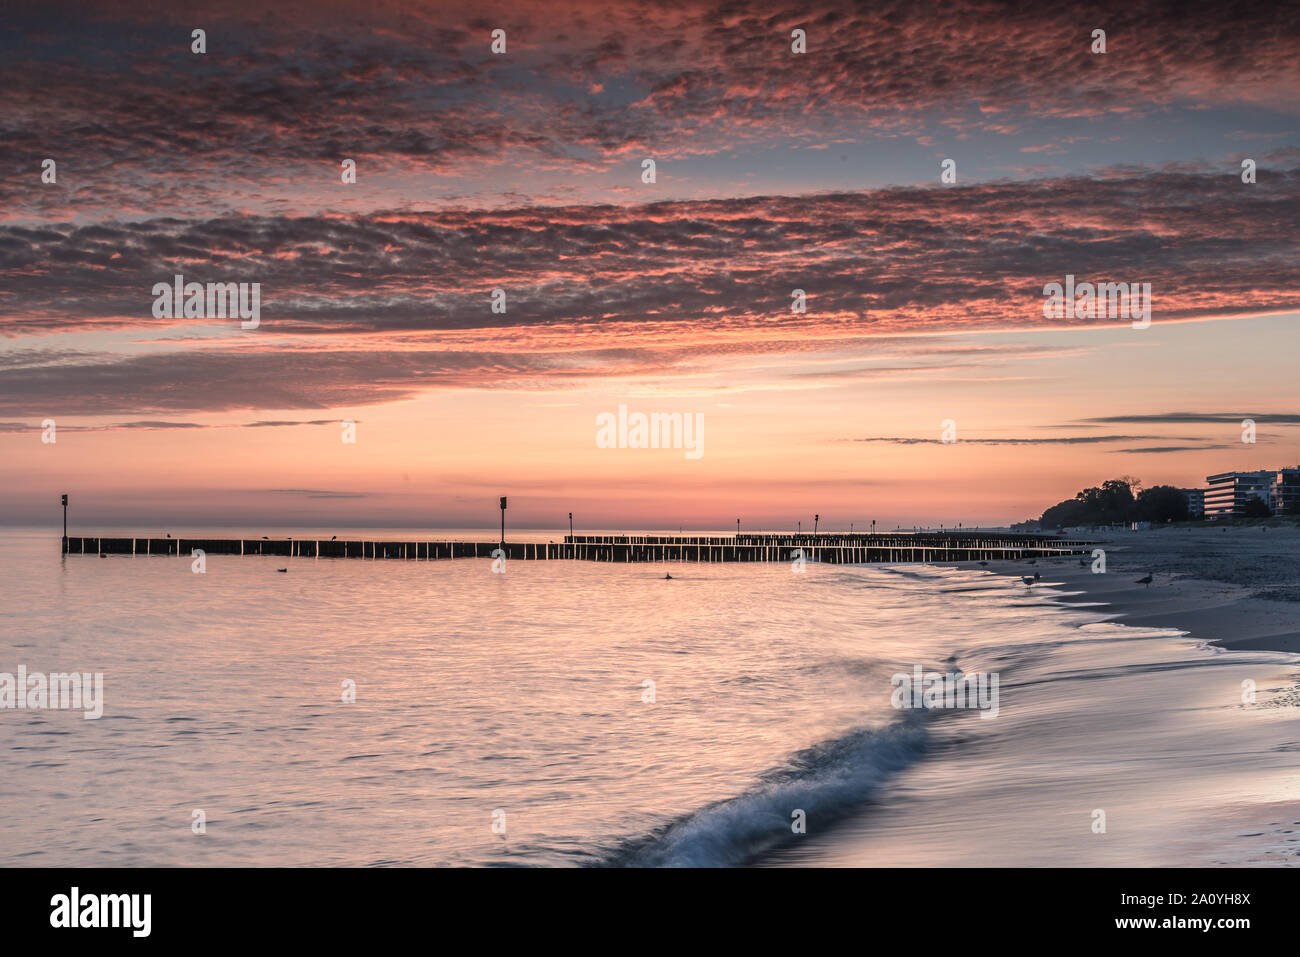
[
  {"left": 981, "top": 523, "right": 1300, "bottom": 654},
  {"left": 974, "top": 523, "right": 1300, "bottom": 866}
]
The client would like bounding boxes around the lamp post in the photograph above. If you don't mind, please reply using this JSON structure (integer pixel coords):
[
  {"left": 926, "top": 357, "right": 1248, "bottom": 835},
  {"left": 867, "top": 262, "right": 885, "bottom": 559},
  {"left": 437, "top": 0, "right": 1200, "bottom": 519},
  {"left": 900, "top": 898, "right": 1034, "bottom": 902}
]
[
  {"left": 814, "top": 514, "right": 819, "bottom": 535},
  {"left": 499, "top": 496, "right": 507, "bottom": 549},
  {"left": 736, "top": 518, "right": 740, "bottom": 536},
  {"left": 61, "top": 493, "right": 68, "bottom": 552}
]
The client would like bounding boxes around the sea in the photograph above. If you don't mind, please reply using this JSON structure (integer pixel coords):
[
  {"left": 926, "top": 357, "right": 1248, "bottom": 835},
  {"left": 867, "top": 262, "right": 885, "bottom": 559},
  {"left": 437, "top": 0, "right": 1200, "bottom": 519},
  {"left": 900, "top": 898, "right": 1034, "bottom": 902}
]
[{"left": 2, "top": 526, "right": 1298, "bottom": 867}]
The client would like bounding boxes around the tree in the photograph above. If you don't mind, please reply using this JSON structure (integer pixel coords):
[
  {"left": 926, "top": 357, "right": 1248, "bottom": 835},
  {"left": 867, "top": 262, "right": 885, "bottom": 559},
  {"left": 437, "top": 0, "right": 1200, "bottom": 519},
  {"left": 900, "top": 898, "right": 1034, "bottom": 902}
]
[
  {"left": 1242, "top": 497, "right": 1272, "bottom": 518},
  {"left": 1134, "top": 485, "right": 1191, "bottom": 523},
  {"left": 1040, "top": 497, "right": 1085, "bottom": 529},
  {"left": 1119, "top": 474, "right": 1145, "bottom": 497},
  {"left": 1040, "top": 478, "right": 1137, "bottom": 528}
]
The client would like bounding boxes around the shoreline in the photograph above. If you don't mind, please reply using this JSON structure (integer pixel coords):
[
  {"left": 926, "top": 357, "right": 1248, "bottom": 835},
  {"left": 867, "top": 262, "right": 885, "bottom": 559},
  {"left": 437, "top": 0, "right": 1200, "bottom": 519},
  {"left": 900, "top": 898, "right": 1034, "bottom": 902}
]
[
  {"left": 764, "top": 548, "right": 1300, "bottom": 868},
  {"left": 974, "top": 525, "right": 1300, "bottom": 657},
  {"left": 957, "top": 527, "right": 1300, "bottom": 866}
]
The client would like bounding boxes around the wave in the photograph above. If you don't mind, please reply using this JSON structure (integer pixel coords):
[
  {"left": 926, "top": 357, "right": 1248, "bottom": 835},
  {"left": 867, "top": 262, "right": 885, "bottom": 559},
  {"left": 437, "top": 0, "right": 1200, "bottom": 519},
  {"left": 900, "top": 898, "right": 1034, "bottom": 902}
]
[{"left": 593, "top": 714, "right": 929, "bottom": 867}]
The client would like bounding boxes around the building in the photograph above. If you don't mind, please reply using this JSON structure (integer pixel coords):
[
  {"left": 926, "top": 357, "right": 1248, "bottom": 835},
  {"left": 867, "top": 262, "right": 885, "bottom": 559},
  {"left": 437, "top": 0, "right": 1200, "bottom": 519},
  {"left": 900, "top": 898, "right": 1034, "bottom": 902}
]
[
  {"left": 1204, "top": 468, "right": 1300, "bottom": 518},
  {"left": 1272, "top": 467, "right": 1300, "bottom": 515},
  {"left": 1205, "top": 470, "right": 1273, "bottom": 518},
  {"left": 1180, "top": 488, "right": 1205, "bottom": 518}
]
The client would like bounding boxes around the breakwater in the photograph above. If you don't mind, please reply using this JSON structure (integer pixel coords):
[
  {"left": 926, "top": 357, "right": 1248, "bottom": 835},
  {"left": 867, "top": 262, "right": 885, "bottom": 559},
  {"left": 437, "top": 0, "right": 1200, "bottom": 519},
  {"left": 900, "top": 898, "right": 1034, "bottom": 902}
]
[{"left": 62, "top": 532, "right": 1093, "bottom": 564}]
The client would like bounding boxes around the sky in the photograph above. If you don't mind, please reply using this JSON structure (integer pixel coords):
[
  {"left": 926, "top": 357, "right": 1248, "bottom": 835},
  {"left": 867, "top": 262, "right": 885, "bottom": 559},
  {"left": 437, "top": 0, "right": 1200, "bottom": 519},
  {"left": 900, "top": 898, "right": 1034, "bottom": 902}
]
[{"left": 2, "top": 0, "right": 1299, "bottom": 530}]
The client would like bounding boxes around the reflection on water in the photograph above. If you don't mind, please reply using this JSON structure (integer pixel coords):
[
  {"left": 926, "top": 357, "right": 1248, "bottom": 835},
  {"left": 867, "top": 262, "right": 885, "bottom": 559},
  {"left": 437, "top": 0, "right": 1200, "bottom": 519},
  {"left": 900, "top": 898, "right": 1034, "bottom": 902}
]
[{"left": 1, "top": 528, "right": 1296, "bottom": 866}]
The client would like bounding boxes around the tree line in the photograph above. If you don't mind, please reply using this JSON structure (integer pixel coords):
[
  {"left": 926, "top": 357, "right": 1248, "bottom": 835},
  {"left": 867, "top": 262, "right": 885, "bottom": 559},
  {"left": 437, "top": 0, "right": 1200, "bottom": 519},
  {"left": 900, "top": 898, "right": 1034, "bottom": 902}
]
[{"left": 1039, "top": 478, "right": 1199, "bottom": 529}]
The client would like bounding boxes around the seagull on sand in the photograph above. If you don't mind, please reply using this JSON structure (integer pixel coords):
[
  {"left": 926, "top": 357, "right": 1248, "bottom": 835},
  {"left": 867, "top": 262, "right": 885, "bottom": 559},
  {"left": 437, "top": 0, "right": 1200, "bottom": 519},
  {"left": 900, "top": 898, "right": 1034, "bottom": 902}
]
[
  {"left": 1020, "top": 575, "right": 1036, "bottom": 586},
  {"left": 1136, "top": 573, "right": 1154, "bottom": 587}
]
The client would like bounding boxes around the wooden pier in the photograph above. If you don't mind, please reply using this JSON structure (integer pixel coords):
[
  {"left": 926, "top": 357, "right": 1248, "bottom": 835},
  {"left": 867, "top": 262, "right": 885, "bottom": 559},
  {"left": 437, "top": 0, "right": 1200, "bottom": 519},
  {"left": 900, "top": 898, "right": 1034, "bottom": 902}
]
[{"left": 61, "top": 532, "right": 1094, "bottom": 564}]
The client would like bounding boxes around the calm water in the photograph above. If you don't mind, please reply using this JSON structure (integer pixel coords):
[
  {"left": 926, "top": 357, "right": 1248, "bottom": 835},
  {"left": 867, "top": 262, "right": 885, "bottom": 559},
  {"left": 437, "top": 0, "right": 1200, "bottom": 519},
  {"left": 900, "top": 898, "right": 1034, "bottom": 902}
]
[{"left": 2, "top": 527, "right": 1297, "bottom": 866}]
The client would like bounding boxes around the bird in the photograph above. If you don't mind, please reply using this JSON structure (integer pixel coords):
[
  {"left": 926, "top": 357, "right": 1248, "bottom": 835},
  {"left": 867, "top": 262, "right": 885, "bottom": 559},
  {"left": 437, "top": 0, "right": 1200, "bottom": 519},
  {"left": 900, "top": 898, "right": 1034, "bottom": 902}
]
[
  {"left": 978, "top": 560, "right": 989, "bottom": 566},
  {"left": 1025, "top": 559, "right": 1037, "bottom": 565},
  {"left": 277, "top": 568, "right": 287, "bottom": 573},
  {"left": 262, "top": 536, "right": 269, "bottom": 540},
  {"left": 165, "top": 533, "right": 171, "bottom": 538},
  {"left": 330, "top": 535, "right": 337, "bottom": 541},
  {"left": 1020, "top": 575, "right": 1036, "bottom": 586},
  {"left": 1034, "top": 572, "right": 1041, "bottom": 582},
  {"left": 1136, "top": 574, "right": 1153, "bottom": 587},
  {"left": 664, "top": 573, "right": 674, "bottom": 580}
]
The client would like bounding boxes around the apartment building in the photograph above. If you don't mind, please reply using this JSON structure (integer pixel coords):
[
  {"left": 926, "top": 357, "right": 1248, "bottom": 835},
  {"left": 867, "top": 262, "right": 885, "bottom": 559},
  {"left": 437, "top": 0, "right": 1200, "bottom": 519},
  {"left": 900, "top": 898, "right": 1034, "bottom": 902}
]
[{"left": 1204, "top": 468, "right": 1298, "bottom": 517}]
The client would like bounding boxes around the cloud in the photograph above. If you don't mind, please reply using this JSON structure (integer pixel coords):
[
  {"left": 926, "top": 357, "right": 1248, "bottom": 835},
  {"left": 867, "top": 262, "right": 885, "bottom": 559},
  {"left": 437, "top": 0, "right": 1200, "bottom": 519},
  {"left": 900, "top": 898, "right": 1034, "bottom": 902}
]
[
  {"left": 1109, "top": 445, "right": 1237, "bottom": 453},
  {"left": 1083, "top": 413, "right": 1300, "bottom": 424},
  {"left": 849, "top": 435, "right": 1163, "bottom": 445},
  {"left": 7, "top": 167, "right": 1297, "bottom": 338},
  {"left": 3, "top": 0, "right": 1298, "bottom": 218},
  {"left": 243, "top": 419, "right": 341, "bottom": 428},
  {"left": 3, "top": 2, "right": 1298, "bottom": 422},
  {"left": 264, "top": 489, "right": 370, "bottom": 499},
  {"left": 2, "top": 164, "right": 1298, "bottom": 415},
  {"left": 0, "top": 417, "right": 346, "bottom": 432}
]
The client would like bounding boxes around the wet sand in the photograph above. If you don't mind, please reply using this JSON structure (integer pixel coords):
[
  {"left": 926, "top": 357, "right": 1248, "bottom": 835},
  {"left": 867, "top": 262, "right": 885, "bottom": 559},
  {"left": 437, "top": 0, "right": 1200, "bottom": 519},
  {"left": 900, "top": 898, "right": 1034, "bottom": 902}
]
[
  {"left": 972, "top": 523, "right": 1300, "bottom": 865},
  {"left": 765, "top": 528, "right": 1300, "bottom": 867},
  {"left": 981, "top": 523, "right": 1300, "bottom": 654}
]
